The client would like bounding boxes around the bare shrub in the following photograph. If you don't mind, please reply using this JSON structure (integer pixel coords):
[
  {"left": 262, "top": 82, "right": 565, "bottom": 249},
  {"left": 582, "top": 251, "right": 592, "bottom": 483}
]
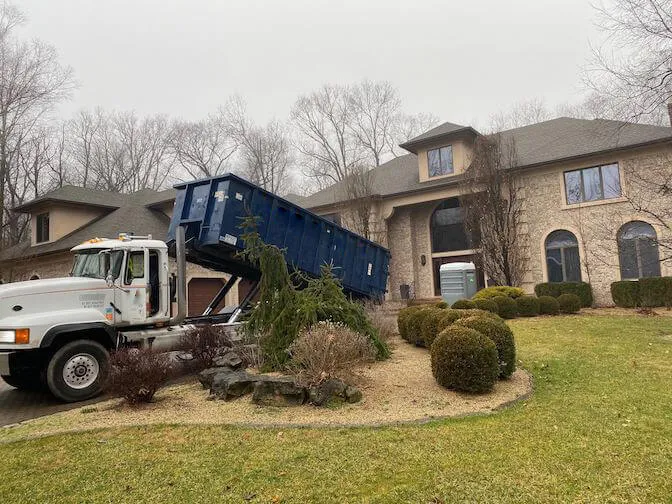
[
  {"left": 289, "top": 321, "right": 377, "bottom": 386},
  {"left": 364, "top": 301, "right": 396, "bottom": 342},
  {"left": 236, "top": 344, "right": 265, "bottom": 370},
  {"left": 107, "top": 348, "right": 172, "bottom": 405},
  {"left": 177, "top": 325, "right": 232, "bottom": 370}
]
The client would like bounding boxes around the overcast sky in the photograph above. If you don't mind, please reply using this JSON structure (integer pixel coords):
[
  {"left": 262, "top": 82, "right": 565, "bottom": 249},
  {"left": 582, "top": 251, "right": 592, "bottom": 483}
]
[{"left": 18, "top": 0, "right": 600, "bottom": 128}]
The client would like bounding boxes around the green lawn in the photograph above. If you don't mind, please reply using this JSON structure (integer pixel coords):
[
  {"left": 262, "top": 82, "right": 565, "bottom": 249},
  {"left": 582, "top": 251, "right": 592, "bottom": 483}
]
[{"left": 1, "top": 315, "right": 671, "bottom": 503}]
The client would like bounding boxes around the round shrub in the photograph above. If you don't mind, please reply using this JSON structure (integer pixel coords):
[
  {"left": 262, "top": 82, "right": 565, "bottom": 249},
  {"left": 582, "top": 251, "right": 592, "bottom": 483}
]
[
  {"left": 493, "top": 295, "right": 517, "bottom": 319},
  {"left": 418, "top": 308, "right": 447, "bottom": 348},
  {"left": 610, "top": 281, "right": 640, "bottom": 308},
  {"left": 456, "top": 309, "right": 503, "bottom": 322},
  {"left": 429, "top": 309, "right": 463, "bottom": 348},
  {"left": 454, "top": 316, "right": 516, "bottom": 379},
  {"left": 405, "top": 308, "right": 432, "bottom": 344},
  {"left": 434, "top": 301, "right": 449, "bottom": 309},
  {"left": 430, "top": 326, "right": 499, "bottom": 393},
  {"left": 451, "top": 299, "right": 476, "bottom": 310},
  {"left": 473, "top": 298, "right": 499, "bottom": 313},
  {"left": 515, "top": 296, "right": 540, "bottom": 317},
  {"left": 558, "top": 293, "right": 581, "bottom": 314},
  {"left": 472, "top": 286, "right": 525, "bottom": 300},
  {"left": 397, "top": 306, "right": 425, "bottom": 341},
  {"left": 538, "top": 295, "right": 560, "bottom": 315}
]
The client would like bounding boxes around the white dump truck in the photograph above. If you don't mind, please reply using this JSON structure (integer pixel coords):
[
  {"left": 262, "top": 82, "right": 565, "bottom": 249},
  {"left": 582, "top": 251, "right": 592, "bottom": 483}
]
[{"left": 0, "top": 173, "right": 390, "bottom": 402}]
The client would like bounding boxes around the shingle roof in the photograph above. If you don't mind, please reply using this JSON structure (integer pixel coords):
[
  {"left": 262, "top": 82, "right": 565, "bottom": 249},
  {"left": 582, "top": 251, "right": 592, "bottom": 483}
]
[
  {"left": 399, "top": 121, "right": 478, "bottom": 153},
  {"left": 1, "top": 187, "right": 176, "bottom": 262},
  {"left": 13, "top": 185, "right": 127, "bottom": 212},
  {"left": 301, "top": 117, "right": 672, "bottom": 209},
  {"left": 0, "top": 205, "right": 171, "bottom": 261}
]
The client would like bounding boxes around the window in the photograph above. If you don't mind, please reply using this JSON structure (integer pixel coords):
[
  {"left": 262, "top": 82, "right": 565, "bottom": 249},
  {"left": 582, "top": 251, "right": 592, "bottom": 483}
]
[
  {"left": 564, "top": 163, "right": 621, "bottom": 204},
  {"left": 36, "top": 213, "right": 49, "bottom": 243},
  {"left": 545, "top": 230, "right": 581, "bottom": 282},
  {"left": 430, "top": 198, "right": 478, "bottom": 253},
  {"left": 427, "top": 145, "right": 454, "bottom": 177},
  {"left": 618, "top": 221, "right": 661, "bottom": 279},
  {"left": 125, "top": 251, "right": 145, "bottom": 284}
]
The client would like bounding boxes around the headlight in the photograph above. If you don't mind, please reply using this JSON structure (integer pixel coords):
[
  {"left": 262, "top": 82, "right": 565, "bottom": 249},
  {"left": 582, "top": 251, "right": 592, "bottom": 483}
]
[{"left": 0, "top": 329, "right": 29, "bottom": 344}]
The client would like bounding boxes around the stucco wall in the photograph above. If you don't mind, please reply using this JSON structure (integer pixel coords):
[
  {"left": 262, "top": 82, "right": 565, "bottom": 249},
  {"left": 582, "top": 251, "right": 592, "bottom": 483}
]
[{"left": 30, "top": 205, "right": 107, "bottom": 246}]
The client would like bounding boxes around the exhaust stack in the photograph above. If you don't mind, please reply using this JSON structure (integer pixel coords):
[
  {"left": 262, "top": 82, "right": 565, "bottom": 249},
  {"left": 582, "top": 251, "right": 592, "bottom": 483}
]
[{"left": 170, "top": 225, "right": 187, "bottom": 326}]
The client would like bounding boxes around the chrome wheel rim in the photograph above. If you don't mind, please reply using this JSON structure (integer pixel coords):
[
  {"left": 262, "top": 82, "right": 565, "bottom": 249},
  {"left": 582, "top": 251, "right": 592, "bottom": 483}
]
[{"left": 62, "top": 353, "right": 99, "bottom": 389}]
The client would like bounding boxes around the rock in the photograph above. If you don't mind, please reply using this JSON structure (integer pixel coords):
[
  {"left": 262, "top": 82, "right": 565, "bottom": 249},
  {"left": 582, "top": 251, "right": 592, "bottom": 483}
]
[
  {"left": 345, "top": 386, "right": 362, "bottom": 404},
  {"left": 213, "top": 351, "right": 243, "bottom": 370},
  {"left": 308, "top": 379, "right": 348, "bottom": 406},
  {"left": 198, "top": 367, "right": 229, "bottom": 389},
  {"left": 211, "top": 370, "right": 262, "bottom": 401},
  {"left": 251, "top": 377, "right": 306, "bottom": 407}
]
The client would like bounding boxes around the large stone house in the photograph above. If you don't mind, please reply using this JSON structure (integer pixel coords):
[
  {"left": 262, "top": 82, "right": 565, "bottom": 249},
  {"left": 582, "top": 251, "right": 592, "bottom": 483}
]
[
  {"left": 0, "top": 186, "right": 240, "bottom": 315},
  {"left": 298, "top": 117, "right": 672, "bottom": 306}
]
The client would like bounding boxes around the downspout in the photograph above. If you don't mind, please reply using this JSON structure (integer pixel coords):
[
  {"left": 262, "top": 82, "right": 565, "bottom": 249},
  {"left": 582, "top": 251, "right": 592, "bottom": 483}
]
[{"left": 169, "top": 225, "right": 187, "bottom": 326}]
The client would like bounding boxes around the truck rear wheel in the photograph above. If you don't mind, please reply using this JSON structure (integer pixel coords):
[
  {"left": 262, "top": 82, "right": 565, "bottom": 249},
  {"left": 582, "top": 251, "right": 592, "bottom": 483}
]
[{"left": 46, "top": 340, "right": 109, "bottom": 402}]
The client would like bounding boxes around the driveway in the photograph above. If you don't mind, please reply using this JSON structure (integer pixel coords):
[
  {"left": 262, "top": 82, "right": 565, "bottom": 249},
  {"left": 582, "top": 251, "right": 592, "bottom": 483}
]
[{"left": 0, "top": 380, "right": 104, "bottom": 427}]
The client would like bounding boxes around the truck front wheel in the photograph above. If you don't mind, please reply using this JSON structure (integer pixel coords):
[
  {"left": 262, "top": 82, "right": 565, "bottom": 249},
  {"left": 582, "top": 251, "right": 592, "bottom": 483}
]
[{"left": 46, "top": 340, "right": 109, "bottom": 402}]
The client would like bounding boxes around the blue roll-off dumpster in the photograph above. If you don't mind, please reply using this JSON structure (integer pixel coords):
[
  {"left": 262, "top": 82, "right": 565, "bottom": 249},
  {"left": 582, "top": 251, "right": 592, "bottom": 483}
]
[{"left": 166, "top": 173, "right": 390, "bottom": 299}]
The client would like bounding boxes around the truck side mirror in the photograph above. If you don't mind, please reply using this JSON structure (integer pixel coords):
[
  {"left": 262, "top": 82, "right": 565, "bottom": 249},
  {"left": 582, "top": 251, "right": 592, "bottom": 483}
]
[{"left": 106, "top": 273, "right": 114, "bottom": 288}]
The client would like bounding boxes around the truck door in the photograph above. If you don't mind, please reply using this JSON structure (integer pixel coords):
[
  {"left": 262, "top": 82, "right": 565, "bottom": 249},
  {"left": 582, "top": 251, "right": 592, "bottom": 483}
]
[{"left": 117, "top": 249, "right": 148, "bottom": 325}]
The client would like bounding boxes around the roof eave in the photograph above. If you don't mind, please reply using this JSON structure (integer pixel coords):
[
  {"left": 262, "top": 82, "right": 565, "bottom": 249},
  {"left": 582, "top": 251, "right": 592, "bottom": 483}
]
[
  {"left": 13, "top": 198, "right": 121, "bottom": 214},
  {"left": 399, "top": 127, "right": 480, "bottom": 154}
]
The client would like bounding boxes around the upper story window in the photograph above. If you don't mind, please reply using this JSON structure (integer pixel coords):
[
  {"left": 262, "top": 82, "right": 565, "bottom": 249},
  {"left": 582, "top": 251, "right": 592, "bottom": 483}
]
[
  {"left": 428, "top": 145, "right": 454, "bottom": 177},
  {"left": 564, "top": 163, "right": 621, "bottom": 204},
  {"left": 36, "top": 212, "right": 49, "bottom": 243}
]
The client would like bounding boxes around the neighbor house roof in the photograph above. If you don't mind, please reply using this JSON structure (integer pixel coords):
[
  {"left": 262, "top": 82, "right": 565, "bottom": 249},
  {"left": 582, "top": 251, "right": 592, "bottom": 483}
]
[
  {"left": 301, "top": 117, "right": 672, "bottom": 209},
  {"left": 0, "top": 188, "right": 173, "bottom": 262}
]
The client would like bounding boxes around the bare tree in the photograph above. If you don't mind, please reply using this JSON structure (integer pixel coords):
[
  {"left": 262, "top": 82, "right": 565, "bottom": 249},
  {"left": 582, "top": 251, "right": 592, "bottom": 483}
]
[
  {"left": 490, "top": 98, "right": 552, "bottom": 130},
  {"left": 0, "top": 1, "right": 74, "bottom": 245},
  {"left": 586, "top": 0, "right": 672, "bottom": 124},
  {"left": 235, "top": 118, "right": 293, "bottom": 194},
  {"left": 291, "top": 84, "right": 362, "bottom": 187},
  {"left": 170, "top": 104, "right": 239, "bottom": 181},
  {"left": 339, "top": 165, "right": 377, "bottom": 240},
  {"left": 389, "top": 112, "right": 440, "bottom": 156},
  {"left": 460, "top": 134, "right": 526, "bottom": 286},
  {"left": 348, "top": 80, "right": 401, "bottom": 167}
]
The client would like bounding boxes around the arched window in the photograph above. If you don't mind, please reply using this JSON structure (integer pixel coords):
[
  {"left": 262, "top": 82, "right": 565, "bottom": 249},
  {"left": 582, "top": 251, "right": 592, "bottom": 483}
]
[
  {"left": 545, "top": 230, "right": 581, "bottom": 282},
  {"left": 29, "top": 274, "right": 40, "bottom": 280},
  {"left": 430, "top": 198, "right": 475, "bottom": 253},
  {"left": 618, "top": 221, "right": 661, "bottom": 279}
]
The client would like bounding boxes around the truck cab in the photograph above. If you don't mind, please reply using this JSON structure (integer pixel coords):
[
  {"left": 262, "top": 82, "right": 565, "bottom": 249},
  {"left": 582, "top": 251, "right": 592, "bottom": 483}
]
[{"left": 0, "top": 234, "right": 179, "bottom": 402}]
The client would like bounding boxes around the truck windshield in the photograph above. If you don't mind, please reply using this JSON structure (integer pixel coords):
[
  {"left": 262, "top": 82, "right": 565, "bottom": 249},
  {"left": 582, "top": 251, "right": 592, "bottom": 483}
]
[{"left": 71, "top": 250, "right": 124, "bottom": 279}]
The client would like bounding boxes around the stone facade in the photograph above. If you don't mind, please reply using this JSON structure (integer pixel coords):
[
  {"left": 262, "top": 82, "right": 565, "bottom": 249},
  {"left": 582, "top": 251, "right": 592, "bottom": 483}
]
[{"left": 313, "top": 143, "right": 672, "bottom": 307}]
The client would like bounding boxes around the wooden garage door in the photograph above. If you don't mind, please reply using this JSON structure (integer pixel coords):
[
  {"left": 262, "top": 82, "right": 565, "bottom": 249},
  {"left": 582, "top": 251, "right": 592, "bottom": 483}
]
[{"left": 188, "top": 278, "right": 225, "bottom": 316}]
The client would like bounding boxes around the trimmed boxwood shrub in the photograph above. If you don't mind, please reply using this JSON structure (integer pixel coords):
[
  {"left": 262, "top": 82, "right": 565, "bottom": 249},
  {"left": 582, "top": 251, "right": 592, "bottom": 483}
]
[
  {"left": 452, "top": 299, "right": 476, "bottom": 310},
  {"left": 428, "top": 309, "right": 464, "bottom": 347},
  {"left": 434, "top": 301, "right": 449, "bottom": 309},
  {"left": 455, "top": 316, "right": 516, "bottom": 379},
  {"left": 534, "top": 282, "right": 593, "bottom": 307},
  {"left": 397, "top": 306, "right": 425, "bottom": 341},
  {"left": 515, "top": 296, "right": 540, "bottom": 317},
  {"left": 538, "top": 295, "right": 560, "bottom": 315},
  {"left": 455, "top": 309, "right": 503, "bottom": 322},
  {"left": 405, "top": 308, "right": 433, "bottom": 344},
  {"left": 610, "top": 281, "right": 640, "bottom": 308},
  {"left": 639, "top": 277, "right": 669, "bottom": 308},
  {"left": 558, "top": 293, "right": 581, "bottom": 314},
  {"left": 493, "top": 295, "right": 517, "bottom": 319},
  {"left": 418, "top": 308, "right": 447, "bottom": 348},
  {"left": 430, "top": 326, "right": 499, "bottom": 393},
  {"left": 472, "top": 286, "right": 525, "bottom": 300},
  {"left": 473, "top": 298, "right": 499, "bottom": 314}
]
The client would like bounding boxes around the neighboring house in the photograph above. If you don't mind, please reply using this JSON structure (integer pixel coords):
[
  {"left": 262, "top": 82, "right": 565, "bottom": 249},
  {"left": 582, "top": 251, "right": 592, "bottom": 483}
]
[
  {"left": 0, "top": 186, "right": 239, "bottom": 315},
  {"left": 300, "top": 117, "right": 672, "bottom": 306}
]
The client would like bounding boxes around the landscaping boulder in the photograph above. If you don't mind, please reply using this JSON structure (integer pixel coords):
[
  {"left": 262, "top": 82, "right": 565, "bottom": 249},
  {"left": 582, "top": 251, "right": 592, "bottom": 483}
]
[
  {"left": 198, "top": 367, "right": 226, "bottom": 389},
  {"left": 251, "top": 377, "right": 306, "bottom": 407},
  {"left": 210, "top": 369, "right": 263, "bottom": 400},
  {"left": 308, "top": 378, "right": 348, "bottom": 406},
  {"left": 213, "top": 351, "right": 243, "bottom": 370}
]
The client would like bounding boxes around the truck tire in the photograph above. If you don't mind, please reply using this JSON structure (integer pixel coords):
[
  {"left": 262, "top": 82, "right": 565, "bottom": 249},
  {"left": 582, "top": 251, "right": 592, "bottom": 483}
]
[{"left": 46, "top": 340, "right": 109, "bottom": 402}]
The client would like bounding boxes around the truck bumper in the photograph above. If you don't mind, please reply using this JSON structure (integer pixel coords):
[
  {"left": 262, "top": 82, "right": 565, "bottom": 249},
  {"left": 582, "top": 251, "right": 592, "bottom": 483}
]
[{"left": 0, "top": 352, "right": 10, "bottom": 375}]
